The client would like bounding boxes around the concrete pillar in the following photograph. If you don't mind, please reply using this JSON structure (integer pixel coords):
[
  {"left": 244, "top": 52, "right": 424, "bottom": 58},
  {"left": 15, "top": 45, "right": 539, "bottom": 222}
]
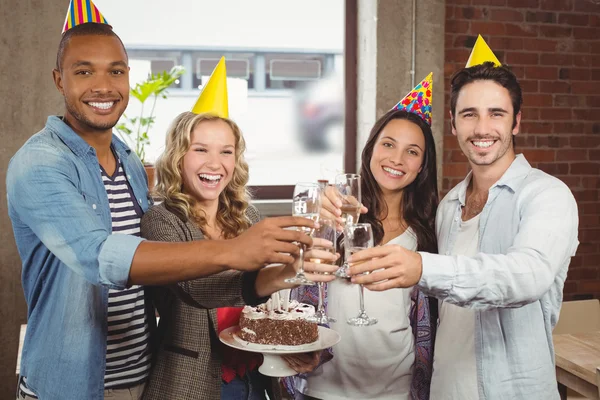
[
  {"left": 356, "top": 0, "right": 445, "bottom": 187},
  {"left": 356, "top": 0, "right": 378, "bottom": 163},
  {"left": 0, "top": 0, "right": 65, "bottom": 397}
]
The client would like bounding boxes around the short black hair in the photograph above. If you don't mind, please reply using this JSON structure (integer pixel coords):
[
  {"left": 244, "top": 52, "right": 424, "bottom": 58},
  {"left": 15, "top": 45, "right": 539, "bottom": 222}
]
[
  {"left": 56, "top": 23, "right": 127, "bottom": 71},
  {"left": 450, "top": 62, "right": 523, "bottom": 129}
]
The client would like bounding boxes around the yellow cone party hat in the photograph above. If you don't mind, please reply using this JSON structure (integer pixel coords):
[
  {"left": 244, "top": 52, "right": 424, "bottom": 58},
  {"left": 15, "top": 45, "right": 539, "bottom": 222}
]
[
  {"left": 62, "top": 0, "right": 109, "bottom": 34},
  {"left": 392, "top": 73, "right": 433, "bottom": 126},
  {"left": 191, "top": 57, "right": 229, "bottom": 118},
  {"left": 465, "top": 35, "right": 501, "bottom": 68}
]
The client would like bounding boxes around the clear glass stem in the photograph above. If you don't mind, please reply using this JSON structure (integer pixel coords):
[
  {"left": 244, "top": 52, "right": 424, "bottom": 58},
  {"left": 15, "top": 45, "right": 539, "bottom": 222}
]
[
  {"left": 358, "top": 284, "right": 366, "bottom": 314},
  {"left": 297, "top": 244, "right": 306, "bottom": 275},
  {"left": 317, "top": 282, "right": 325, "bottom": 314}
]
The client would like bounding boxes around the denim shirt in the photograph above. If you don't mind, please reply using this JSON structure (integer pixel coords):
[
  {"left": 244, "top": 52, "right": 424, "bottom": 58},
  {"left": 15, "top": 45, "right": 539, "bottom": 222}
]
[
  {"left": 418, "top": 155, "right": 579, "bottom": 400},
  {"left": 6, "top": 116, "right": 150, "bottom": 400}
]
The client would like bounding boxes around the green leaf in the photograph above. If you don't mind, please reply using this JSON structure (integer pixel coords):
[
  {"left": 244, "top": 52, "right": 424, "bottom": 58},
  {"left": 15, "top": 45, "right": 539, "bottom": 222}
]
[{"left": 120, "top": 65, "right": 186, "bottom": 161}]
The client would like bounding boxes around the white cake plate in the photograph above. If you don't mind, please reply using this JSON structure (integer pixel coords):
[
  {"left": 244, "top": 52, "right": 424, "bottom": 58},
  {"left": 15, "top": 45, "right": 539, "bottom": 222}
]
[{"left": 219, "top": 325, "right": 341, "bottom": 377}]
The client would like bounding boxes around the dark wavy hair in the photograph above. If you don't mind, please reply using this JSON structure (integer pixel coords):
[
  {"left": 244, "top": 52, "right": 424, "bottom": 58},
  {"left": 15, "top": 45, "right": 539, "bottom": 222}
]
[{"left": 359, "top": 109, "right": 439, "bottom": 253}]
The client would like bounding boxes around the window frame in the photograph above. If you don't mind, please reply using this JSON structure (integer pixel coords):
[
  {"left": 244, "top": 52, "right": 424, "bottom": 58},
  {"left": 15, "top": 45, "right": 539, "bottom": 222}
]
[
  {"left": 124, "top": 0, "right": 357, "bottom": 200},
  {"left": 250, "top": 0, "right": 357, "bottom": 199}
]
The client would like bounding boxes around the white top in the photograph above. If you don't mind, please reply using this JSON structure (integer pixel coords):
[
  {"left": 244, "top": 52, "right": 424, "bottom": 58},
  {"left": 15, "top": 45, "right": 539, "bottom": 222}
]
[
  {"left": 301, "top": 229, "right": 417, "bottom": 400},
  {"left": 430, "top": 214, "right": 480, "bottom": 400}
]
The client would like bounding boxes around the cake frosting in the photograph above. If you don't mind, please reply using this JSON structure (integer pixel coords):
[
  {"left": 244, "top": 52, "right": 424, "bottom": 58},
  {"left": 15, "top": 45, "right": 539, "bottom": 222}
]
[{"left": 238, "top": 297, "right": 318, "bottom": 346}]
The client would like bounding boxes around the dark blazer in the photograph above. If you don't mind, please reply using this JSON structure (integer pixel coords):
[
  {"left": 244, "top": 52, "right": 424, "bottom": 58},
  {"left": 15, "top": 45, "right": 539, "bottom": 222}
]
[{"left": 141, "top": 202, "right": 282, "bottom": 400}]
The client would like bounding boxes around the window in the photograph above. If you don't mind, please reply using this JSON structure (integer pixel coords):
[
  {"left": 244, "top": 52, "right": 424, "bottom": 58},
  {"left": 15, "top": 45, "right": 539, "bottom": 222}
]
[
  {"left": 195, "top": 56, "right": 252, "bottom": 89},
  {"left": 99, "top": 0, "right": 355, "bottom": 199},
  {"left": 266, "top": 54, "right": 324, "bottom": 89},
  {"left": 127, "top": 53, "right": 182, "bottom": 89}
]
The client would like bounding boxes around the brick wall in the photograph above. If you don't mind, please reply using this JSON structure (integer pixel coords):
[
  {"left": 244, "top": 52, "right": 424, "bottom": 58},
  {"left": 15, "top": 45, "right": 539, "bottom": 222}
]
[{"left": 443, "top": 0, "right": 600, "bottom": 300}]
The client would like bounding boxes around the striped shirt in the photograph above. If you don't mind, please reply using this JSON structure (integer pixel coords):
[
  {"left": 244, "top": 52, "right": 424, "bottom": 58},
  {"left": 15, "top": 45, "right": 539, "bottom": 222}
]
[
  {"left": 18, "top": 157, "right": 151, "bottom": 397},
  {"left": 102, "top": 159, "right": 151, "bottom": 389}
]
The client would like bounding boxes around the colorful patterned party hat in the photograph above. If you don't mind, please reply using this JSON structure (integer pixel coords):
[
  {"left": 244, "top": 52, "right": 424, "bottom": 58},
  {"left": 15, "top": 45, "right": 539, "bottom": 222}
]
[
  {"left": 191, "top": 57, "right": 229, "bottom": 118},
  {"left": 392, "top": 73, "right": 433, "bottom": 126},
  {"left": 466, "top": 35, "right": 501, "bottom": 68},
  {"left": 62, "top": 0, "right": 109, "bottom": 34}
]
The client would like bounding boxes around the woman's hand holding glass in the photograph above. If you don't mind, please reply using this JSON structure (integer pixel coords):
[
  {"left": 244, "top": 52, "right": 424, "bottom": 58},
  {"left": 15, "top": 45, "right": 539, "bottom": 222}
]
[
  {"left": 285, "top": 182, "right": 321, "bottom": 286},
  {"left": 260, "top": 240, "right": 338, "bottom": 296},
  {"left": 319, "top": 184, "right": 368, "bottom": 233},
  {"left": 305, "top": 219, "right": 339, "bottom": 324},
  {"left": 345, "top": 223, "right": 378, "bottom": 326},
  {"left": 302, "top": 238, "right": 339, "bottom": 280}
]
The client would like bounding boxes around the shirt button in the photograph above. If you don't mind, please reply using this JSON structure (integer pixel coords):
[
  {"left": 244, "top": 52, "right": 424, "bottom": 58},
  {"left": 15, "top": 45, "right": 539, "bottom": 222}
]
[
  {"left": 92, "top": 204, "right": 97, "bottom": 210},
  {"left": 127, "top": 175, "right": 131, "bottom": 179},
  {"left": 138, "top": 199, "right": 142, "bottom": 204},
  {"left": 454, "top": 217, "right": 459, "bottom": 222},
  {"left": 445, "top": 251, "right": 450, "bottom": 255}
]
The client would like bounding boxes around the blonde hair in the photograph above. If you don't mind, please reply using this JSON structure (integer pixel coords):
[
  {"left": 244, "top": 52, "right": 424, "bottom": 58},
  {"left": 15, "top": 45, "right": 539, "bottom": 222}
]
[{"left": 153, "top": 111, "right": 252, "bottom": 239}]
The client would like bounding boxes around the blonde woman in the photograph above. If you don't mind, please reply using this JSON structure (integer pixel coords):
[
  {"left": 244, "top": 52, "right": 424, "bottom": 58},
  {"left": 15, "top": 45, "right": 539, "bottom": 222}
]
[{"left": 141, "top": 112, "right": 336, "bottom": 400}]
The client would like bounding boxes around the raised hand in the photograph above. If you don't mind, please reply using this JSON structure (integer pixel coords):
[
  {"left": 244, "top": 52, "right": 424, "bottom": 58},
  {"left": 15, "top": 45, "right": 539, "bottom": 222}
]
[
  {"left": 347, "top": 244, "right": 423, "bottom": 291},
  {"left": 302, "top": 238, "right": 339, "bottom": 282},
  {"left": 228, "top": 216, "right": 315, "bottom": 271},
  {"left": 320, "top": 185, "right": 368, "bottom": 232}
]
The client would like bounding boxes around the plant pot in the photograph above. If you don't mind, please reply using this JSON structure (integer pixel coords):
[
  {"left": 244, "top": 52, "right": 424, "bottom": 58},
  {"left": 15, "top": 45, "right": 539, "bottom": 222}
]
[{"left": 144, "top": 164, "right": 156, "bottom": 191}]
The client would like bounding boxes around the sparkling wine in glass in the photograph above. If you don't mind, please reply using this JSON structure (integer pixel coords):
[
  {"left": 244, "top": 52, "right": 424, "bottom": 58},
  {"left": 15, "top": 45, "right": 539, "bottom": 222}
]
[
  {"left": 306, "top": 218, "right": 337, "bottom": 324},
  {"left": 340, "top": 204, "right": 361, "bottom": 226},
  {"left": 346, "top": 223, "right": 377, "bottom": 326},
  {"left": 285, "top": 182, "right": 321, "bottom": 286},
  {"left": 335, "top": 173, "right": 361, "bottom": 278}
]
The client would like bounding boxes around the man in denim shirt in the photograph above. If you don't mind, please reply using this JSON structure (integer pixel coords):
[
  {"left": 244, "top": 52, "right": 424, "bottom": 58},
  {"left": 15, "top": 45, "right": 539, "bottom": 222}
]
[
  {"left": 7, "top": 23, "right": 314, "bottom": 400},
  {"left": 348, "top": 62, "right": 579, "bottom": 399}
]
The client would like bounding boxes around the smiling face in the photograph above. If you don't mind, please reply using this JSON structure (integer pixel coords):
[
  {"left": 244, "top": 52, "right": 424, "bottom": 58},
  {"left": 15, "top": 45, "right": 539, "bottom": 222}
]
[
  {"left": 369, "top": 118, "right": 425, "bottom": 196},
  {"left": 181, "top": 119, "right": 236, "bottom": 207},
  {"left": 53, "top": 34, "right": 129, "bottom": 135},
  {"left": 452, "top": 80, "right": 520, "bottom": 170}
]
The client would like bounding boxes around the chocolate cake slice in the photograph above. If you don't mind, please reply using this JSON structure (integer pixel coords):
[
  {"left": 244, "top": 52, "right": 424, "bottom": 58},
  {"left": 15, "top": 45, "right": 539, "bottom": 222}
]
[{"left": 238, "top": 300, "right": 318, "bottom": 346}]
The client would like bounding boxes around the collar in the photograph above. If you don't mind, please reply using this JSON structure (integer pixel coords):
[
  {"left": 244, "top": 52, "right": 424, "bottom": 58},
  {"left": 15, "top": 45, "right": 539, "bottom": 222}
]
[
  {"left": 46, "top": 116, "right": 132, "bottom": 160},
  {"left": 447, "top": 154, "right": 532, "bottom": 205}
]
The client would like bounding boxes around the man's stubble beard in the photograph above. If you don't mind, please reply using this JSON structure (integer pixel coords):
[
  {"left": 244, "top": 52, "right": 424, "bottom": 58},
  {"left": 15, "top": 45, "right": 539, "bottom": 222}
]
[
  {"left": 464, "top": 135, "right": 513, "bottom": 167},
  {"left": 64, "top": 97, "right": 122, "bottom": 131}
]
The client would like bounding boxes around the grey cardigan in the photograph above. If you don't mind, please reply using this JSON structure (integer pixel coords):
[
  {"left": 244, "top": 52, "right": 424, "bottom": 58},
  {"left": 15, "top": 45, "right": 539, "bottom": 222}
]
[{"left": 140, "top": 202, "right": 282, "bottom": 400}]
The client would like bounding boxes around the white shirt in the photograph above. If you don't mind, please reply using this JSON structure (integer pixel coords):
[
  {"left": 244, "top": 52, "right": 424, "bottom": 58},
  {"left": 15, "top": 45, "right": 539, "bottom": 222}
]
[
  {"left": 301, "top": 229, "right": 417, "bottom": 400},
  {"left": 430, "top": 214, "right": 480, "bottom": 400}
]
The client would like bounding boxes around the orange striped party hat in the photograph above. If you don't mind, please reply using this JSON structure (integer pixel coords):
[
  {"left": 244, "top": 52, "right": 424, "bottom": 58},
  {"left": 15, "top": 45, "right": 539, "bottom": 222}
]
[{"left": 62, "top": 0, "right": 109, "bottom": 34}]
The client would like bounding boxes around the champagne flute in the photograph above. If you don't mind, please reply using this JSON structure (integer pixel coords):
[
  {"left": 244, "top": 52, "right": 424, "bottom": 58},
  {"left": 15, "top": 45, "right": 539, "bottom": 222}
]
[
  {"left": 306, "top": 218, "right": 337, "bottom": 324},
  {"left": 284, "top": 182, "right": 320, "bottom": 286},
  {"left": 335, "top": 173, "right": 361, "bottom": 278},
  {"left": 346, "top": 223, "right": 377, "bottom": 326}
]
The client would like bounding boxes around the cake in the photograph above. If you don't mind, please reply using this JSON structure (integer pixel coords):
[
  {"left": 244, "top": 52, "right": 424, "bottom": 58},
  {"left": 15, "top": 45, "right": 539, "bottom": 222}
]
[{"left": 238, "top": 295, "right": 318, "bottom": 346}]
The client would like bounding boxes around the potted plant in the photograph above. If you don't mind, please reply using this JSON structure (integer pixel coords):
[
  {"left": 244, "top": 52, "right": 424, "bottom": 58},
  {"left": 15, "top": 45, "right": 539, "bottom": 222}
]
[{"left": 115, "top": 65, "right": 185, "bottom": 189}]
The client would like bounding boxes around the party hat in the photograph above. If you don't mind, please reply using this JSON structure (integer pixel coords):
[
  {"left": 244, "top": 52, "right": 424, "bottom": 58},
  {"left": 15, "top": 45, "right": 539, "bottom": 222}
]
[
  {"left": 392, "top": 73, "right": 433, "bottom": 126},
  {"left": 191, "top": 57, "right": 229, "bottom": 118},
  {"left": 62, "top": 0, "right": 109, "bottom": 34},
  {"left": 465, "top": 35, "right": 501, "bottom": 68}
]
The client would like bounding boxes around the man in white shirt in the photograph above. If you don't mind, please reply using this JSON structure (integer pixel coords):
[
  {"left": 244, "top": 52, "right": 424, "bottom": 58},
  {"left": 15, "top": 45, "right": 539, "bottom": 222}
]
[{"left": 347, "top": 61, "right": 579, "bottom": 399}]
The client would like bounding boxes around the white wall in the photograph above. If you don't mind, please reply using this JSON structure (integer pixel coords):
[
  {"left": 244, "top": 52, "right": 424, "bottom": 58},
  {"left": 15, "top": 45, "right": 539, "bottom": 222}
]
[{"left": 95, "top": 0, "right": 344, "bottom": 51}]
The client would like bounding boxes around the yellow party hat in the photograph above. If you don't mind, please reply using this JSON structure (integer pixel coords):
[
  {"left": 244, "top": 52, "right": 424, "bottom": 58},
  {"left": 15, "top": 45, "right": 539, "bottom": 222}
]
[
  {"left": 62, "top": 0, "right": 109, "bottom": 34},
  {"left": 191, "top": 57, "right": 228, "bottom": 118},
  {"left": 465, "top": 35, "right": 501, "bottom": 68}
]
